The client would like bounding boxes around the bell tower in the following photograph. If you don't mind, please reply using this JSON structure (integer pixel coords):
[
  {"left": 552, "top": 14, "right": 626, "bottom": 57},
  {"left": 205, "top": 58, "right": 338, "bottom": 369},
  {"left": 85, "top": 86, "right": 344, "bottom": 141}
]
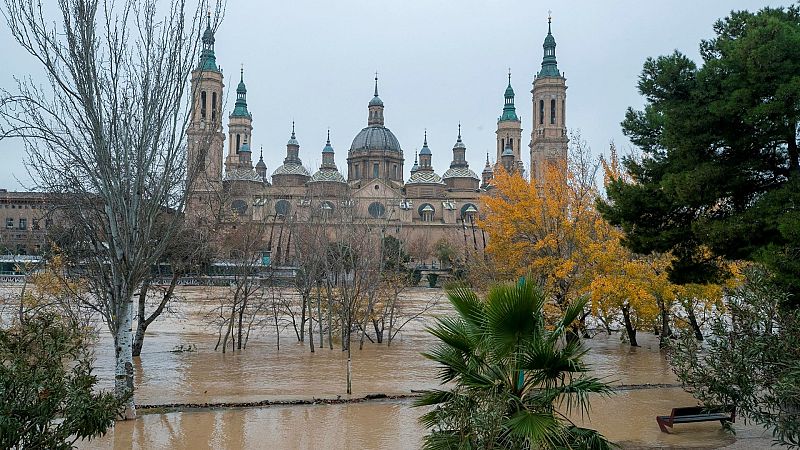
[
  {"left": 496, "top": 70, "right": 524, "bottom": 177},
  {"left": 530, "top": 14, "right": 568, "bottom": 182},
  {"left": 186, "top": 13, "right": 225, "bottom": 215},
  {"left": 226, "top": 67, "right": 253, "bottom": 172}
]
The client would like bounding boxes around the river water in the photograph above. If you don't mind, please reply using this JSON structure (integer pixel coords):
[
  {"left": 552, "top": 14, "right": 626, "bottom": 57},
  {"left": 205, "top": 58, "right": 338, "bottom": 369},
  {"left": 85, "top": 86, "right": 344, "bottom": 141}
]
[{"left": 60, "top": 286, "right": 771, "bottom": 449}]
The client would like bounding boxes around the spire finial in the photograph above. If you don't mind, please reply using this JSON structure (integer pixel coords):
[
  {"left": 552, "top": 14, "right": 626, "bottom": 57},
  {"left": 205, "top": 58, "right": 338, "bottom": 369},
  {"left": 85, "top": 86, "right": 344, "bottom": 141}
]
[
  {"left": 374, "top": 71, "right": 379, "bottom": 97},
  {"left": 508, "top": 68, "right": 512, "bottom": 85},
  {"left": 548, "top": 10, "right": 552, "bottom": 34},
  {"left": 240, "top": 64, "right": 244, "bottom": 83},
  {"left": 414, "top": 151, "right": 418, "bottom": 164},
  {"left": 458, "top": 122, "right": 462, "bottom": 139},
  {"left": 291, "top": 121, "right": 296, "bottom": 139},
  {"left": 327, "top": 128, "right": 331, "bottom": 145},
  {"left": 424, "top": 129, "right": 428, "bottom": 146},
  {"left": 260, "top": 146, "right": 264, "bottom": 159}
]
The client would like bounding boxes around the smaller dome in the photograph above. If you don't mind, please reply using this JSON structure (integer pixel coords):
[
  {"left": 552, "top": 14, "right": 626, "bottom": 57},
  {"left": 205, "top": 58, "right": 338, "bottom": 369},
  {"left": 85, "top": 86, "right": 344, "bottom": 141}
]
[
  {"left": 240, "top": 143, "right": 251, "bottom": 153},
  {"left": 483, "top": 163, "right": 494, "bottom": 174},
  {"left": 407, "top": 170, "right": 445, "bottom": 185},
  {"left": 504, "top": 83, "right": 514, "bottom": 98},
  {"left": 369, "top": 95, "right": 384, "bottom": 107},
  {"left": 224, "top": 167, "right": 263, "bottom": 182},
  {"left": 309, "top": 168, "right": 346, "bottom": 184},
  {"left": 256, "top": 158, "right": 267, "bottom": 170},
  {"left": 322, "top": 142, "right": 334, "bottom": 154},
  {"left": 288, "top": 136, "right": 299, "bottom": 146},
  {"left": 502, "top": 145, "right": 514, "bottom": 157},
  {"left": 443, "top": 167, "right": 479, "bottom": 180},
  {"left": 419, "top": 145, "right": 432, "bottom": 156},
  {"left": 273, "top": 163, "right": 310, "bottom": 177}
]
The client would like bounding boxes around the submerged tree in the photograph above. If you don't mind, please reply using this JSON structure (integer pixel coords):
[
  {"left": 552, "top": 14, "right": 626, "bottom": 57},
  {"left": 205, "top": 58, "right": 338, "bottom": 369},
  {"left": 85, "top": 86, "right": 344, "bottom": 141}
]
[
  {"left": 0, "top": 277, "right": 123, "bottom": 449},
  {"left": 415, "top": 280, "right": 614, "bottom": 449},
  {"left": 0, "top": 0, "right": 223, "bottom": 418},
  {"left": 670, "top": 266, "right": 800, "bottom": 447}
]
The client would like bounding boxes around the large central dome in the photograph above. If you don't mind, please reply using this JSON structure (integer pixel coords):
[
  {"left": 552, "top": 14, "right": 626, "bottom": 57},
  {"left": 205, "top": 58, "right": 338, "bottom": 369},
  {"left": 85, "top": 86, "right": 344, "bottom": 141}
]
[{"left": 350, "top": 125, "right": 402, "bottom": 154}]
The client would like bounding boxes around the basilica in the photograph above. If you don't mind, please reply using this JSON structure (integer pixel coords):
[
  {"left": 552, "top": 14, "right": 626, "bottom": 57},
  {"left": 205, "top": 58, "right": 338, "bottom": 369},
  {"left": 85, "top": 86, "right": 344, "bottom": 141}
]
[{"left": 185, "top": 17, "right": 568, "bottom": 257}]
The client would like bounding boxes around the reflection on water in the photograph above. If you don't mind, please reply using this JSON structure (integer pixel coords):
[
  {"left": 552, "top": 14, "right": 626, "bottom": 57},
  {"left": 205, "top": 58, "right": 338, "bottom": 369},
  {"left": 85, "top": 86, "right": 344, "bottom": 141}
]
[
  {"left": 84, "top": 401, "right": 423, "bottom": 450},
  {"left": 69, "top": 287, "right": 773, "bottom": 449}
]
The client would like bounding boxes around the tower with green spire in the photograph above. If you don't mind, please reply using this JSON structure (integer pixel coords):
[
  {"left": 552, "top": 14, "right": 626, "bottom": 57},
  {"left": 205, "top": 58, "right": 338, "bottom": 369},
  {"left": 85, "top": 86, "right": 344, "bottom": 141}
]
[
  {"left": 199, "top": 13, "right": 219, "bottom": 72},
  {"left": 226, "top": 66, "right": 254, "bottom": 172},
  {"left": 530, "top": 13, "right": 568, "bottom": 183},
  {"left": 186, "top": 12, "right": 225, "bottom": 217},
  {"left": 496, "top": 70, "right": 524, "bottom": 177}
]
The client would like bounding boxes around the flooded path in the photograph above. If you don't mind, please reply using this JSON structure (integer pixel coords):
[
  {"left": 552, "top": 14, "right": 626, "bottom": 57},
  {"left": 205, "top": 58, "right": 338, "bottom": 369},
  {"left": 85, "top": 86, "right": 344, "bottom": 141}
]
[{"left": 44, "top": 286, "right": 772, "bottom": 449}]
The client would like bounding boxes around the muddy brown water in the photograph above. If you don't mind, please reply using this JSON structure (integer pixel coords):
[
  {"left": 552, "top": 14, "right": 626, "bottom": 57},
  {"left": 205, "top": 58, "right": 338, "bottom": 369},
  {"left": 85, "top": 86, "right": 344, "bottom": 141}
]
[{"left": 16, "top": 285, "right": 769, "bottom": 449}]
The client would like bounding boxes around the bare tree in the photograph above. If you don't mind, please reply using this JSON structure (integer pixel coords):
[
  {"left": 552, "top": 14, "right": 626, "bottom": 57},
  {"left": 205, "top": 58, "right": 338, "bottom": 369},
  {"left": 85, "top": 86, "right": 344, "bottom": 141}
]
[{"left": 0, "top": 0, "right": 222, "bottom": 418}]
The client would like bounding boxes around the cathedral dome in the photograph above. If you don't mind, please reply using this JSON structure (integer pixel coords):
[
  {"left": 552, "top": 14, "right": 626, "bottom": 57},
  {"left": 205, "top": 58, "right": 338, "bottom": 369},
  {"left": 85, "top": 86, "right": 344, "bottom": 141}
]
[
  {"left": 309, "top": 168, "right": 346, "bottom": 184},
  {"left": 443, "top": 167, "right": 479, "bottom": 180},
  {"left": 406, "top": 170, "right": 445, "bottom": 185},
  {"left": 273, "top": 163, "right": 310, "bottom": 177},
  {"left": 350, "top": 126, "right": 402, "bottom": 154}
]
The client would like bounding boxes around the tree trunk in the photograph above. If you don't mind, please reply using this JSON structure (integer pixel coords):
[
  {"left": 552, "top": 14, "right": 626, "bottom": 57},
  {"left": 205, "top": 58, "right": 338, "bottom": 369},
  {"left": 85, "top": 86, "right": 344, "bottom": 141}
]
[
  {"left": 686, "top": 304, "right": 704, "bottom": 341},
  {"left": 622, "top": 304, "right": 639, "bottom": 347},
  {"left": 308, "top": 289, "right": 314, "bottom": 353},
  {"left": 657, "top": 295, "right": 672, "bottom": 348},
  {"left": 133, "top": 274, "right": 179, "bottom": 357},
  {"left": 788, "top": 128, "right": 799, "bottom": 174},
  {"left": 114, "top": 295, "right": 136, "bottom": 420},
  {"left": 317, "top": 283, "right": 323, "bottom": 349},
  {"left": 300, "top": 294, "right": 307, "bottom": 342}
]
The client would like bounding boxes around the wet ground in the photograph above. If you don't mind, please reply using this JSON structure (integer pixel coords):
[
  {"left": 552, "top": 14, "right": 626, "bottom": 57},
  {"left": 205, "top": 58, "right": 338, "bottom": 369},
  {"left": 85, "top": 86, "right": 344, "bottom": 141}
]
[{"left": 43, "top": 286, "right": 773, "bottom": 449}]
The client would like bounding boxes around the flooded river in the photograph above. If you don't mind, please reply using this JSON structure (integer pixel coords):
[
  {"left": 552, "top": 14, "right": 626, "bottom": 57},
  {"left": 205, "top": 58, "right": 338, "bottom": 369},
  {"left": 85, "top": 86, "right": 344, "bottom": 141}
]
[{"left": 42, "top": 286, "right": 771, "bottom": 449}]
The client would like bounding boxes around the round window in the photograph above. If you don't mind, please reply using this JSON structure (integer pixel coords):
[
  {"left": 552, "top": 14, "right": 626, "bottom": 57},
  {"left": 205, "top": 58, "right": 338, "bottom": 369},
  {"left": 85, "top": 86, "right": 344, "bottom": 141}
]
[
  {"left": 368, "top": 202, "right": 386, "bottom": 218},
  {"left": 231, "top": 199, "right": 247, "bottom": 215}
]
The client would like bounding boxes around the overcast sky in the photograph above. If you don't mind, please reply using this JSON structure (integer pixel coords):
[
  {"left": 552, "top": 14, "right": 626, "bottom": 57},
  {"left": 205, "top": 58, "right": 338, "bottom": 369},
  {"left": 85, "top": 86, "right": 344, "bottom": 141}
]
[{"left": 0, "top": 0, "right": 787, "bottom": 189}]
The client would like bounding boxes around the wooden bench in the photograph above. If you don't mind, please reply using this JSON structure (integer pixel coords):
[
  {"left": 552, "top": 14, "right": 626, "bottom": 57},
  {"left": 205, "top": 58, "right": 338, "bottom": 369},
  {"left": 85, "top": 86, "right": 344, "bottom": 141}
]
[{"left": 656, "top": 406, "right": 736, "bottom": 432}]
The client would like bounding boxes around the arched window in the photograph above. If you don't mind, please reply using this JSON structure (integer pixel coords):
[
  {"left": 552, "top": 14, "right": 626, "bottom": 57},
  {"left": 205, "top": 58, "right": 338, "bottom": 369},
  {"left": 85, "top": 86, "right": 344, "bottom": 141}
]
[
  {"left": 509, "top": 138, "right": 514, "bottom": 151},
  {"left": 368, "top": 202, "right": 386, "bottom": 219},
  {"left": 501, "top": 138, "right": 505, "bottom": 151},
  {"left": 236, "top": 134, "right": 241, "bottom": 152},
  {"left": 231, "top": 199, "right": 247, "bottom": 215},
  {"left": 201, "top": 91, "right": 207, "bottom": 119},
  {"left": 418, "top": 203, "right": 435, "bottom": 222},
  {"left": 551, "top": 99, "right": 556, "bottom": 124},
  {"left": 539, "top": 100, "right": 544, "bottom": 125},
  {"left": 392, "top": 164, "right": 398, "bottom": 179},
  {"left": 562, "top": 99, "right": 565, "bottom": 124},
  {"left": 211, "top": 92, "right": 217, "bottom": 121},
  {"left": 320, "top": 200, "right": 335, "bottom": 218},
  {"left": 373, "top": 163, "right": 379, "bottom": 178},
  {"left": 460, "top": 203, "right": 478, "bottom": 223}
]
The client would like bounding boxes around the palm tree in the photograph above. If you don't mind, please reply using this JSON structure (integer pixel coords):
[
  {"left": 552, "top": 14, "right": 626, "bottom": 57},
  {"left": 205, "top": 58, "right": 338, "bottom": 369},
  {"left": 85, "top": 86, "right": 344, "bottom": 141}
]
[{"left": 414, "top": 280, "right": 614, "bottom": 449}]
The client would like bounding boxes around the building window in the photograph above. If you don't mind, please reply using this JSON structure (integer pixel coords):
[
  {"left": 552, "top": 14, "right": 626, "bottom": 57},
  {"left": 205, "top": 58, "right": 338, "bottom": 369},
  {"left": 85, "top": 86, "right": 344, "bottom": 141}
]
[
  {"left": 32, "top": 219, "right": 39, "bottom": 230},
  {"left": 539, "top": 100, "right": 544, "bottom": 125},
  {"left": 373, "top": 163, "right": 379, "bottom": 178},
  {"left": 418, "top": 203, "right": 435, "bottom": 222},
  {"left": 236, "top": 134, "right": 241, "bottom": 152},
  {"left": 551, "top": 99, "right": 556, "bottom": 124},
  {"left": 354, "top": 164, "right": 359, "bottom": 178},
  {"left": 201, "top": 91, "right": 207, "bottom": 119},
  {"left": 211, "top": 92, "right": 217, "bottom": 121},
  {"left": 501, "top": 138, "right": 505, "bottom": 151},
  {"left": 562, "top": 99, "right": 566, "bottom": 124},
  {"left": 368, "top": 202, "right": 386, "bottom": 219},
  {"left": 18, "top": 218, "right": 26, "bottom": 230},
  {"left": 275, "top": 199, "right": 291, "bottom": 217},
  {"left": 5, "top": 218, "right": 12, "bottom": 229},
  {"left": 393, "top": 164, "right": 398, "bottom": 179},
  {"left": 509, "top": 138, "right": 514, "bottom": 151},
  {"left": 320, "top": 201, "right": 334, "bottom": 218}
]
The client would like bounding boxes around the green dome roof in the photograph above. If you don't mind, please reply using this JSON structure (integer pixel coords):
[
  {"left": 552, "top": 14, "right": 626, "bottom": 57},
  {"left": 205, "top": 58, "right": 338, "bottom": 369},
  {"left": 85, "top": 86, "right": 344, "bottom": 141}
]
[{"left": 538, "top": 18, "right": 560, "bottom": 78}]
